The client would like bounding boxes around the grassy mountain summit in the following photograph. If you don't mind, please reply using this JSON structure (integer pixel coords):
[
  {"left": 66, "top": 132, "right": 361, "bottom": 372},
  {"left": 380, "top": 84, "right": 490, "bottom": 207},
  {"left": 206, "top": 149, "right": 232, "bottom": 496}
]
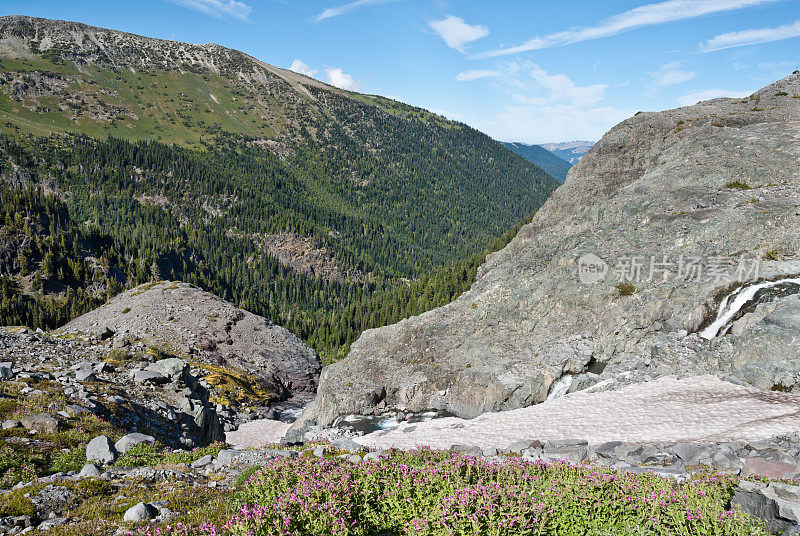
[{"left": 0, "top": 16, "right": 559, "bottom": 361}]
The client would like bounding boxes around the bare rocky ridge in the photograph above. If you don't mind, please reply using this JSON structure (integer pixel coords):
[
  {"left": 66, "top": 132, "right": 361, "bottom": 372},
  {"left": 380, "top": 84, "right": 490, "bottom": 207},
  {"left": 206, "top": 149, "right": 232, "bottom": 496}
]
[
  {"left": 61, "top": 281, "right": 321, "bottom": 399},
  {"left": 300, "top": 73, "right": 800, "bottom": 427}
]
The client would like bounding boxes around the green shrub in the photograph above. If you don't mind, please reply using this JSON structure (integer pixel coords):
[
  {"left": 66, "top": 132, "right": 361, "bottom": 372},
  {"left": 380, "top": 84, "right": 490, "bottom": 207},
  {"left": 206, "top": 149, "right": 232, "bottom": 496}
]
[
  {"left": 615, "top": 282, "right": 636, "bottom": 296},
  {"left": 115, "top": 442, "right": 226, "bottom": 468},
  {"left": 114, "top": 442, "right": 163, "bottom": 467},
  {"left": 49, "top": 445, "right": 86, "bottom": 473},
  {"left": 724, "top": 181, "right": 753, "bottom": 190}
]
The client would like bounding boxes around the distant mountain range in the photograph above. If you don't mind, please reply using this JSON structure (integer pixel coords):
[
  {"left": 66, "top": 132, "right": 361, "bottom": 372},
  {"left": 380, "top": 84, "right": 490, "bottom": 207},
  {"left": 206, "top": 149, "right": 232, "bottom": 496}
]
[
  {"left": 501, "top": 142, "right": 573, "bottom": 183},
  {"left": 539, "top": 141, "right": 595, "bottom": 165}
]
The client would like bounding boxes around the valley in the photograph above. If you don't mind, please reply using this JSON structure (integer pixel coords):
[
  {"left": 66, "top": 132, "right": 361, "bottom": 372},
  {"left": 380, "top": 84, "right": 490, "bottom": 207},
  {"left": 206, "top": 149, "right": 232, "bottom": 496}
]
[{"left": 0, "top": 8, "right": 799, "bottom": 536}]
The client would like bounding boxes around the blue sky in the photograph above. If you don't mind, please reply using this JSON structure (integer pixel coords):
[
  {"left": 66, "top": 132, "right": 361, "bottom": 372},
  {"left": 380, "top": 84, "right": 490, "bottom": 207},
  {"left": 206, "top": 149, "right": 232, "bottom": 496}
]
[{"left": 5, "top": 0, "right": 800, "bottom": 143}]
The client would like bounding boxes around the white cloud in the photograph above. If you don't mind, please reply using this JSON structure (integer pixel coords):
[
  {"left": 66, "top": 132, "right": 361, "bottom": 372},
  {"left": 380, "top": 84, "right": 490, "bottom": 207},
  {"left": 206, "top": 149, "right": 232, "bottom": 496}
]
[
  {"left": 456, "top": 69, "right": 502, "bottom": 82},
  {"left": 485, "top": 104, "right": 633, "bottom": 144},
  {"left": 677, "top": 88, "right": 752, "bottom": 106},
  {"left": 700, "top": 20, "right": 800, "bottom": 51},
  {"left": 317, "top": 0, "right": 401, "bottom": 21},
  {"left": 324, "top": 67, "right": 362, "bottom": 90},
  {"left": 528, "top": 65, "right": 608, "bottom": 106},
  {"left": 648, "top": 61, "right": 695, "bottom": 87},
  {"left": 467, "top": 62, "right": 620, "bottom": 142},
  {"left": 477, "top": 0, "right": 780, "bottom": 58},
  {"left": 289, "top": 60, "right": 317, "bottom": 77},
  {"left": 429, "top": 15, "right": 489, "bottom": 52},
  {"left": 169, "top": 0, "right": 252, "bottom": 20}
]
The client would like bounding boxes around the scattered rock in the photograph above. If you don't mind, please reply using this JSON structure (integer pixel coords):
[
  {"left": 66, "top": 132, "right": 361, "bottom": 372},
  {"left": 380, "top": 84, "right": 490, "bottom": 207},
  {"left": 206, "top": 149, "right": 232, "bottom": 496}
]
[
  {"left": 123, "top": 502, "right": 158, "bottom": 522},
  {"left": 20, "top": 413, "right": 59, "bottom": 433},
  {"left": 86, "top": 435, "right": 117, "bottom": 465},
  {"left": 742, "top": 457, "right": 800, "bottom": 480},
  {"left": 114, "top": 433, "right": 156, "bottom": 454},
  {"left": 0, "top": 361, "right": 13, "bottom": 380},
  {"left": 2, "top": 419, "right": 21, "bottom": 429},
  {"left": 37, "top": 517, "right": 68, "bottom": 530},
  {"left": 78, "top": 463, "right": 102, "bottom": 478},
  {"left": 132, "top": 369, "right": 170, "bottom": 384}
]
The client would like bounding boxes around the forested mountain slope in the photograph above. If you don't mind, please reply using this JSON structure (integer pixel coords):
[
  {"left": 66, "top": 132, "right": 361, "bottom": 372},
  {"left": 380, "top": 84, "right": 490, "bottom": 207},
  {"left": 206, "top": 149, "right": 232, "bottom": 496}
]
[
  {"left": 501, "top": 142, "right": 572, "bottom": 183},
  {"left": 0, "top": 16, "right": 559, "bottom": 361}
]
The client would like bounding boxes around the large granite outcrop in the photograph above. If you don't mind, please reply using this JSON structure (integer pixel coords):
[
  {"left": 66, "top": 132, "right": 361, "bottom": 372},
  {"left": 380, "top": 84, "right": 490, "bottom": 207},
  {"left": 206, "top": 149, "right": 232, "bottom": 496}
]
[
  {"left": 301, "top": 73, "right": 800, "bottom": 427},
  {"left": 62, "top": 281, "right": 321, "bottom": 399}
]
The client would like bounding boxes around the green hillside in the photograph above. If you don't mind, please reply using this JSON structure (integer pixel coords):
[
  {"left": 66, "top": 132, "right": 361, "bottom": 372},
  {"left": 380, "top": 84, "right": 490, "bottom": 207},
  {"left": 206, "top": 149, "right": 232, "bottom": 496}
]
[{"left": 0, "top": 16, "right": 559, "bottom": 361}]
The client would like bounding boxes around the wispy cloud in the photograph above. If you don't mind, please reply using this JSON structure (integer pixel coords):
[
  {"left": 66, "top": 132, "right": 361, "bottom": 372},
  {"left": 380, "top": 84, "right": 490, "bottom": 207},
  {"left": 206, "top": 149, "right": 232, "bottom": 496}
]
[
  {"left": 457, "top": 62, "right": 624, "bottom": 141},
  {"left": 429, "top": 15, "right": 489, "bottom": 53},
  {"left": 169, "top": 0, "right": 252, "bottom": 20},
  {"left": 528, "top": 65, "right": 608, "bottom": 106},
  {"left": 317, "top": 0, "right": 401, "bottom": 21},
  {"left": 677, "top": 88, "right": 751, "bottom": 106},
  {"left": 477, "top": 0, "right": 780, "bottom": 58},
  {"left": 456, "top": 69, "right": 502, "bottom": 81},
  {"left": 324, "top": 67, "right": 362, "bottom": 90},
  {"left": 700, "top": 19, "right": 800, "bottom": 51},
  {"left": 648, "top": 61, "right": 695, "bottom": 87},
  {"left": 289, "top": 59, "right": 317, "bottom": 77}
]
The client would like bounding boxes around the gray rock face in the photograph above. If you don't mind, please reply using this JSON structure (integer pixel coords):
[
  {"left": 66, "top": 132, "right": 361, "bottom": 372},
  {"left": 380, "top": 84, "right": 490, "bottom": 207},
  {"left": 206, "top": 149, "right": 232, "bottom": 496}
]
[
  {"left": 303, "top": 73, "right": 800, "bottom": 426},
  {"left": 733, "top": 481, "right": 800, "bottom": 533},
  {"left": 63, "top": 281, "right": 321, "bottom": 399},
  {"left": 86, "top": 435, "right": 117, "bottom": 465}
]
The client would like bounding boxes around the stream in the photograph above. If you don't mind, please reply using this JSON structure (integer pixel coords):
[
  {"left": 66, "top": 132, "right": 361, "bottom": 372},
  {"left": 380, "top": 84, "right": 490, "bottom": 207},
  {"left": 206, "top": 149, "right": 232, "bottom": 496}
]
[{"left": 699, "top": 277, "right": 800, "bottom": 339}]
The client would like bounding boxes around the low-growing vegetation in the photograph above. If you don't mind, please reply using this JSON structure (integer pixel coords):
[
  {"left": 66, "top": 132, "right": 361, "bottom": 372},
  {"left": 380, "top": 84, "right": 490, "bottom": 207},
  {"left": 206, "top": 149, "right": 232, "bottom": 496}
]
[
  {"left": 724, "top": 181, "right": 753, "bottom": 190},
  {"left": 125, "top": 449, "right": 766, "bottom": 536},
  {"left": 615, "top": 282, "right": 636, "bottom": 296}
]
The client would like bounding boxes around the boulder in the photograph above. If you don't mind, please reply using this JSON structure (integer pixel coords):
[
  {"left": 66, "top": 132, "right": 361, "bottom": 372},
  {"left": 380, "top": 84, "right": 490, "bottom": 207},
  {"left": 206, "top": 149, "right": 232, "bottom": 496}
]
[
  {"left": 123, "top": 502, "right": 158, "bottom": 522},
  {"left": 75, "top": 369, "right": 97, "bottom": 382},
  {"left": 146, "top": 358, "right": 189, "bottom": 382},
  {"left": 328, "top": 437, "right": 366, "bottom": 453},
  {"left": 114, "top": 433, "right": 156, "bottom": 454},
  {"left": 20, "top": 413, "right": 59, "bottom": 433},
  {"left": 63, "top": 281, "right": 322, "bottom": 399},
  {"left": 190, "top": 455, "right": 214, "bottom": 469},
  {"left": 0, "top": 361, "right": 13, "bottom": 380},
  {"left": 673, "top": 443, "right": 714, "bottom": 466},
  {"left": 86, "top": 435, "right": 117, "bottom": 465},
  {"left": 78, "top": 463, "right": 102, "bottom": 478}
]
